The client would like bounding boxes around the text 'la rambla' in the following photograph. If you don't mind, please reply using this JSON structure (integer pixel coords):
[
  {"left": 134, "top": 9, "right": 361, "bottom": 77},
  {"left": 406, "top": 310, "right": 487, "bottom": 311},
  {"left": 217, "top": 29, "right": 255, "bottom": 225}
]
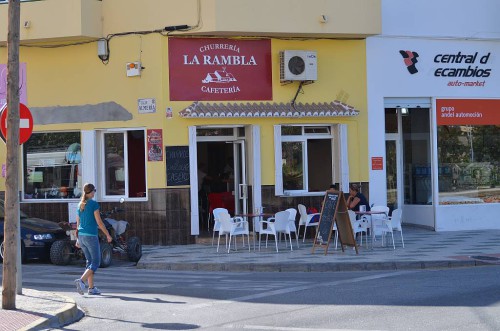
[{"left": 183, "top": 55, "right": 257, "bottom": 66}]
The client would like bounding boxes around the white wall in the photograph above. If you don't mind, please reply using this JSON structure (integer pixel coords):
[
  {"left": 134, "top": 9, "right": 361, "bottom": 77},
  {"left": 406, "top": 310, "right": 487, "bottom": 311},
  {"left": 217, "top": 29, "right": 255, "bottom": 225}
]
[
  {"left": 366, "top": 1, "right": 500, "bottom": 231},
  {"left": 382, "top": 0, "right": 500, "bottom": 39}
]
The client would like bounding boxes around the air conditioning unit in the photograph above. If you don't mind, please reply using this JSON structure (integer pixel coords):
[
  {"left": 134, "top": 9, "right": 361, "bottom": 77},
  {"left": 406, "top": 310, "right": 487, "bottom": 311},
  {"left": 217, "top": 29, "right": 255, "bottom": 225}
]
[{"left": 280, "top": 50, "right": 318, "bottom": 82}]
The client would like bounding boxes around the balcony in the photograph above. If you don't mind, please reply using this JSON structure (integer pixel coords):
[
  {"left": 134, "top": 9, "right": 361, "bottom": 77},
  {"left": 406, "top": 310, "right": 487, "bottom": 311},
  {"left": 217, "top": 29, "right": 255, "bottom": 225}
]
[
  {"left": 0, "top": 0, "right": 380, "bottom": 44},
  {"left": 0, "top": 0, "right": 102, "bottom": 43},
  {"left": 101, "top": 0, "right": 381, "bottom": 39}
]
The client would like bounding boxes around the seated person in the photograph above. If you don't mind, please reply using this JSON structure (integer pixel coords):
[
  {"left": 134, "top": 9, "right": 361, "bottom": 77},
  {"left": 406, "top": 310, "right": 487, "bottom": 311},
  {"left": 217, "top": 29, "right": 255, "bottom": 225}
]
[{"left": 346, "top": 183, "right": 370, "bottom": 212}]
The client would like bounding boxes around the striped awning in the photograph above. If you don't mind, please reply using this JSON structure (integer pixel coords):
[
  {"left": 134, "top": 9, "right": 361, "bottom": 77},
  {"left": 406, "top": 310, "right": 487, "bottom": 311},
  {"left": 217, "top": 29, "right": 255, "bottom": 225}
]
[{"left": 179, "top": 101, "right": 360, "bottom": 118}]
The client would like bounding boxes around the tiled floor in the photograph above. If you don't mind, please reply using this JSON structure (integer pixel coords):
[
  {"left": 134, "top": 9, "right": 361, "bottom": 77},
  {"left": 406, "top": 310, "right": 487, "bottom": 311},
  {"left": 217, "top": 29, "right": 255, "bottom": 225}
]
[{"left": 138, "top": 226, "right": 500, "bottom": 271}]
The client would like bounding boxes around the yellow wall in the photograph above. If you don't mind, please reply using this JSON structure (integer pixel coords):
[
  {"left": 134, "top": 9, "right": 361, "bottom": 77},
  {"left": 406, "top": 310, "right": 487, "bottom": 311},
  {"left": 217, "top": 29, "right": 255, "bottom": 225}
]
[
  {"left": 166, "top": 39, "right": 368, "bottom": 185},
  {"left": 212, "top": 0, "right": 380, "bottom": 37},
  {"left": 0, "top": 0, "right": 102, "bottom": 42},
  {"left": 0, "top": 34, "right": 166, "bottom": 190},
  {"left": 0, "top": 35, "right": 368, "bottom": 192},
  {"left": 1, "top": 0, "right": 380, "bottom": 42}
]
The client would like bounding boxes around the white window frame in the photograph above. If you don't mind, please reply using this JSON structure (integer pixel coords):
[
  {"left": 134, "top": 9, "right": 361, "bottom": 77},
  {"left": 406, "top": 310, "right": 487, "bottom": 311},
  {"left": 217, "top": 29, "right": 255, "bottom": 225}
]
[
  {"left": 274, "top": 124, "right": 349, "bottom": 196},
  {"left": 97, "top": 128, "right": 147, "bottom": 202}
]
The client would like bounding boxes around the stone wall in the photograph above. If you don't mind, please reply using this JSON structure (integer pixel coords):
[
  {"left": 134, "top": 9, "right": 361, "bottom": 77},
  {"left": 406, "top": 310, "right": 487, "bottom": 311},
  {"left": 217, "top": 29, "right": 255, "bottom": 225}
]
[{"left": 18, "top": 188, "right": 194, "bottom": 246}]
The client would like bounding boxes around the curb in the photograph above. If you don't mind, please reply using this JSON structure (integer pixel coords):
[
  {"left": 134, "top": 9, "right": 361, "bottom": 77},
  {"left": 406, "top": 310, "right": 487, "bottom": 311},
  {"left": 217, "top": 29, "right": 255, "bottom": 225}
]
[
  {"left": 20, "top": 295, "right": 83, "bottom": 331},
  {"left": 136, "top": 259, "right": 492, "bottom": 273}
]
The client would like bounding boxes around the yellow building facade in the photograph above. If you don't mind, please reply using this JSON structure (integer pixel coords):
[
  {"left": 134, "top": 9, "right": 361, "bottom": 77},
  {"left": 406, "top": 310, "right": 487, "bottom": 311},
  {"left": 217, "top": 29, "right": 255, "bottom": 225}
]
[{"left": 0, "top": 0, "right": 380, "bottom": 244}]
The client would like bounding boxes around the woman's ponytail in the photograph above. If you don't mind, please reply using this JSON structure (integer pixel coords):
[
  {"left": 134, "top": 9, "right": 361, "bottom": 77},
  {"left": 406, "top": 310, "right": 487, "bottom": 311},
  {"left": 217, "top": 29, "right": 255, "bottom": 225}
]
[{"left": 79, "top": 183, "right": 96, "bottom": 212}]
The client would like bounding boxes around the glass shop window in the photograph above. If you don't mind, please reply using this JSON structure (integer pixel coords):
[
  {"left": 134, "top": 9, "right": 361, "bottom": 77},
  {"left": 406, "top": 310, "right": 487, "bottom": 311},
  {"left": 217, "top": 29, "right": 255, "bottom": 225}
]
[
  {"left": 276, "top": 125, "right": 334, "bottom": 194},
  {"left": 23, "top": 132, "right": 82, "bottom": 200},
  {"left": 437, "top": 125, "right": 499, "bottom": 205},
  {"left": 101, "top": 130, "right": 146, "bottom": 199}
]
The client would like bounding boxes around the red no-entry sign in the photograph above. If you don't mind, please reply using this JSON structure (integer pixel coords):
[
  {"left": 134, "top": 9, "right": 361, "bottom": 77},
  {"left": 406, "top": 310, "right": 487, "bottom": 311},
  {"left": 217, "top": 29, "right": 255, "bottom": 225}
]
[{"left": 0, "top": 103, "right": 34, "bottom": 145}]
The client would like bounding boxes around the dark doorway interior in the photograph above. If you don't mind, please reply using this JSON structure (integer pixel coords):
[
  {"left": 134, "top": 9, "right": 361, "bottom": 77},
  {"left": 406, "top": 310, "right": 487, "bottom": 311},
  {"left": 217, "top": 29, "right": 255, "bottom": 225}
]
[
  {"left": 128, "top": 130, "right": 146, "bottom": 198},
  {"left": 197, "top": 142, "right": 235, "bottom": 233}
]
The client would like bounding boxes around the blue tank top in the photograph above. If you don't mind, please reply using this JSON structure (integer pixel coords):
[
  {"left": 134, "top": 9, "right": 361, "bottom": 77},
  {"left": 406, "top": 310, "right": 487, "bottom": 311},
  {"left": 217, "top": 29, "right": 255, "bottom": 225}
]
[{"left": 77, "top": 199, "right": 100, "bottom": 236}]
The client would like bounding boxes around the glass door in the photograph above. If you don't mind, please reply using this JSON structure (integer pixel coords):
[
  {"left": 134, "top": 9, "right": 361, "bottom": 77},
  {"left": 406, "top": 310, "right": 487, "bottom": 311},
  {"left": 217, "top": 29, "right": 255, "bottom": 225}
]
[
  {"left": 385, "top": 136, "right": 401, "bottom": 213},
  {"left": 232, "top": 140, "right": 248, "bottom": 215}
]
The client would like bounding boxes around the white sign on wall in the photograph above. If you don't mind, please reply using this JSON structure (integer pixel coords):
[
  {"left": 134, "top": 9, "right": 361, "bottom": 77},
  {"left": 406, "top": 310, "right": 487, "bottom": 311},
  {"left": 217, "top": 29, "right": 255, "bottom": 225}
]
[
  {"left": 68, "top": 202, "right": 79, "bottom": 223},
  {"left": 367, "top": 38, "right": 500, "bottom": 96},
  {"left": 138, "top": 98, "right": 156, "bottom": 114}
]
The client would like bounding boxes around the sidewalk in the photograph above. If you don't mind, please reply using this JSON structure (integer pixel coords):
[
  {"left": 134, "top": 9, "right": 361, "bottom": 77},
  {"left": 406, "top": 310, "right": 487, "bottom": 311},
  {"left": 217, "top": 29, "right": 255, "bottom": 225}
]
[
  {"left": 0, "top": 287, "right": 81, "bottom": 331},
  {"left": 2, "top": 226, "right": 499, "bottom": 330},
  {"left": 137, "top": 226, "right": 500, "bottom": 272}
]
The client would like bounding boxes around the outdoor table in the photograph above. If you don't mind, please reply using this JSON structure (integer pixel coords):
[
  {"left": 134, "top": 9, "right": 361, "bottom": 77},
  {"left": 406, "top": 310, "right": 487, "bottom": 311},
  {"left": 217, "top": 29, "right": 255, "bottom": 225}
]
[
  {"left": 234, "top": 212, "right": 273, "bottom": 251},
  {"left": 355, "top": 210, "right": 387, "bottom": 248}
]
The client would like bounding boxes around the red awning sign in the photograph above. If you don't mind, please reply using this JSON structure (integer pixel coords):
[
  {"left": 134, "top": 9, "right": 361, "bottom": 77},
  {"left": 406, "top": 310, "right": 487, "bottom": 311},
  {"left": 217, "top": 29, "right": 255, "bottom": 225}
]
[
  {"left": 436, "top": 99, "right": 500, "bottom": 125},
  {"left": 0, "top": 103, "right": 34, "bottom": 144}
]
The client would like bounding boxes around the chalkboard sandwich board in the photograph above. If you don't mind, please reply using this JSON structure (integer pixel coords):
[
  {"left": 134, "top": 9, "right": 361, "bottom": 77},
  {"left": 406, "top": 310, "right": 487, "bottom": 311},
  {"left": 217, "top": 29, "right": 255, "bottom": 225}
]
[
  {"left": 312, "top": 189, "right": 358, "bottom": 255},
  {"left": 166, "top": 146, "right": 190, "bottom": 186}
]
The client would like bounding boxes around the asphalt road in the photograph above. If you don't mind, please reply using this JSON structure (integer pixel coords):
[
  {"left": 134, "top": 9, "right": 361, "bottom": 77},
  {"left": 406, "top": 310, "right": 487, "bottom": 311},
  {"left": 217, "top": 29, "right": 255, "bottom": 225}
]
[{"left": 7, "top": 261, "right": 500, "bottom": 330}]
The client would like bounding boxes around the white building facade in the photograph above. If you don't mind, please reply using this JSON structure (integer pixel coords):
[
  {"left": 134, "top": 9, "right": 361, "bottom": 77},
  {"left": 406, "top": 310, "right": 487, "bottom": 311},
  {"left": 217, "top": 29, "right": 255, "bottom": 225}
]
[{"left": 366, "top": 0, "right": 500, "bottom": 230}]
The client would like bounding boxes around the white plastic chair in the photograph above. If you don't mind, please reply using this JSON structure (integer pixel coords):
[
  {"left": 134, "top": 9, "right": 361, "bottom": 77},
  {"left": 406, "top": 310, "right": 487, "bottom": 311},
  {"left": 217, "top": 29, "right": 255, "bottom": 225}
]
[
  {"left": 332, "top": 219, "right": 339, "bottom": 250},
  {"left": 370, "top": 206, "right": 393, "bottom": 248},
  {"left": 359, "top": 216, "right": 371, "bottom": 244},
  {"left": 259, "top": 210, "right": 291, "bottom": 252},
  {"left": 216, "top": 211, "right": 250, "bottom": 253},
  {"left": 348, "top": 210, "right": 367, "bottom": 247},
  {"left": 297, "top": 204, "right": 320, "bottom": 242},
  {"left": 388, "top": 208, "right": 404, "bottom": 248},
  {"left": 211, "top": 208, "right": 228, "bottom": 246},
  {"left": 285, "top": 208, "right": 299, "bottom": 249}
]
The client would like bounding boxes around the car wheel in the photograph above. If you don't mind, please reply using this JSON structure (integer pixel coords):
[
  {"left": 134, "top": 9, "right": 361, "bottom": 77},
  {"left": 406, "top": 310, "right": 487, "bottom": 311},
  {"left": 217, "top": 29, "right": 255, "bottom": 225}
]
[
  {"left": 0, "top": 238, "right": 4, "bottom": 263},
  {"left": 50, "top": 240, "right": 73, "bottom": 265},
  {"left": 100, "top": 242, "right": 112, "bottom": 268},
  {"left": 0, "top": 239, "right": 25, "bottom": 263},
  {"left": 126, "top": 236, "right": 142, "bottom": 262}
]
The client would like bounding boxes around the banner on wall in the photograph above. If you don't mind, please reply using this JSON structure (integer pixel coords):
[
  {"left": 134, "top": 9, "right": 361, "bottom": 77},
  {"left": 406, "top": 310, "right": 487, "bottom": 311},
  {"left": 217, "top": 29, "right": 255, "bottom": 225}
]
[
  {"left": 147, "top": 129, "right": 163, "bottom": 161},
  {"left": 436, "top": 99, "right": 500, "bottom": 125},
  {"left": 0, "top": 63, "right": 27, "bottom": 106},
  {"left": 168, "top": 38, "right": 272, "bottom": 101}
]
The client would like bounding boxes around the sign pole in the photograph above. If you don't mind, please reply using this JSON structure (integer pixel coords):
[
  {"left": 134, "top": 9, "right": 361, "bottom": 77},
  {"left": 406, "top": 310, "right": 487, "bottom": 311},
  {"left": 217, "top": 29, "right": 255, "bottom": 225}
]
[
  {"left": 2, "top": 0, "right": 21, "bottom": 309},
  {"left": 0, "top": 104, "right": 33, "bottom": 297}
]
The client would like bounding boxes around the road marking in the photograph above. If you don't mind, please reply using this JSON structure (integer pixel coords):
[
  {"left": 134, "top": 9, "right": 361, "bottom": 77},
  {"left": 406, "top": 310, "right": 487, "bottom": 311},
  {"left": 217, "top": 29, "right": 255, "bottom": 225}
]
[
  {"left": 186, "top": 270, "right": 415, "bottom": 310},
  {"left": 224, "top": 325, "right": 382, "bottom": 331}
]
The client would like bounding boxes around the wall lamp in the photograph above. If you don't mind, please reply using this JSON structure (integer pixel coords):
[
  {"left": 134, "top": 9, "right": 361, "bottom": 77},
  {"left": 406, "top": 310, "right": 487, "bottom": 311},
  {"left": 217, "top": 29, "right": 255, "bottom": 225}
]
[
  {"left": 397, "top": 107, "right": 409, "bottom": 115},
  {"left": 97, "top": 39, "right": 109, "bottom": 62}
]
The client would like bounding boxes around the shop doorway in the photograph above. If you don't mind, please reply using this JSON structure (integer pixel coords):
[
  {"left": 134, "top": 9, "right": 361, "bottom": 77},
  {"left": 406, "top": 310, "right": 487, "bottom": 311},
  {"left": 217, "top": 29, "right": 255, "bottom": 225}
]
[
  {"left": 193, "top": 127, "right": 249, "bottom": 234},
  {"left": 384, "top": 98, "right": 434, "bottom": 228}
]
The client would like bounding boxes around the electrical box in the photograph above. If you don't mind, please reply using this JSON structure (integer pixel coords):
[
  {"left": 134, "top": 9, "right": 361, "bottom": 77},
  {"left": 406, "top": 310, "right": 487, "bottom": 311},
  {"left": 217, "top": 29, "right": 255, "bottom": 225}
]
[{"left": 126, "top": 62, "right": 142, "bottom": 77}]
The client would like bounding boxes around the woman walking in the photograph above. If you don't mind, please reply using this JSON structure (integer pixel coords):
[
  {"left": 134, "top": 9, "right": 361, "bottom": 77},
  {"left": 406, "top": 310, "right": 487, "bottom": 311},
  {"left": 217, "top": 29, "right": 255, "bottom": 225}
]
[{"left": 74, "top": 183, "right": 112, "bottom": 295}]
